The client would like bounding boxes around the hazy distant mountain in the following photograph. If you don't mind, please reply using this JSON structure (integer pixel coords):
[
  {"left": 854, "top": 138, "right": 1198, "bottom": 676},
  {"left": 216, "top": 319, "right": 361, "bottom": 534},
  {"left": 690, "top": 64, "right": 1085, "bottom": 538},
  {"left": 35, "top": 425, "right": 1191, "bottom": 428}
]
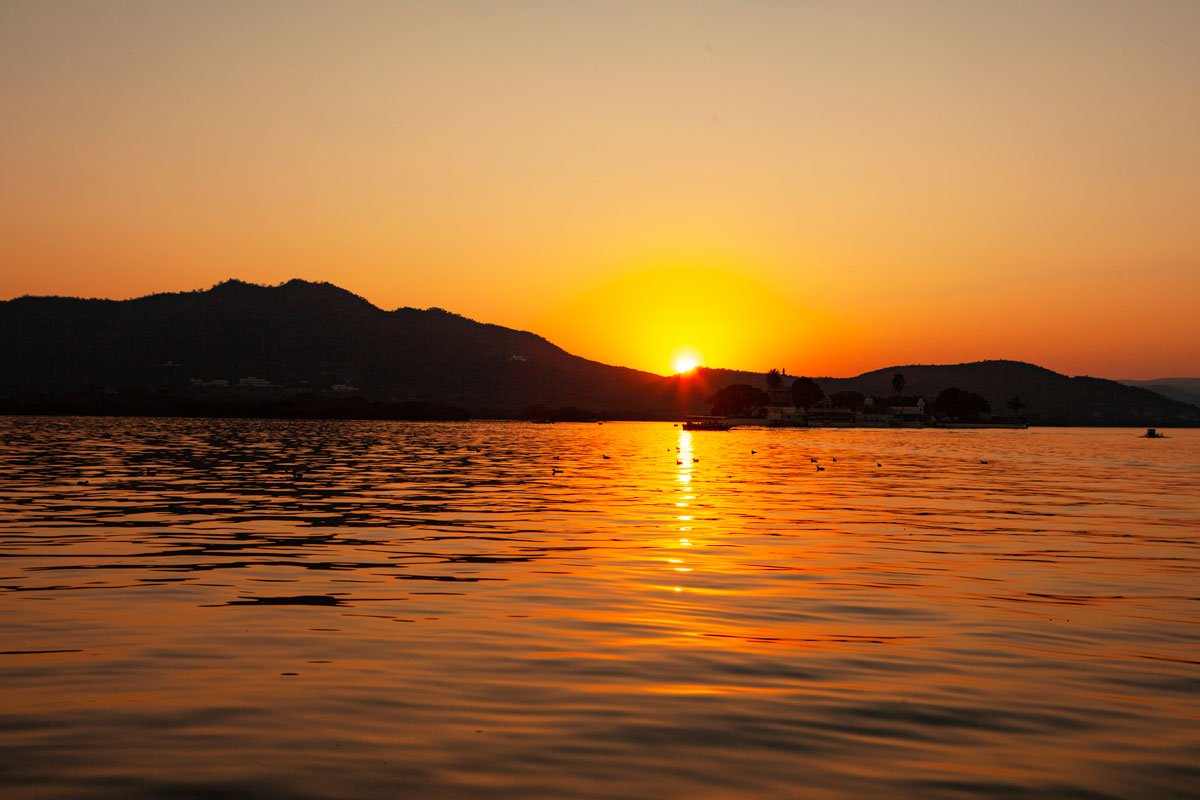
[
  {"left": 1118, "top": 378, "right": 1200, "bottom": 409},
  {"left": 1, "top": 280, "right": 1196, "bottom": 425}
]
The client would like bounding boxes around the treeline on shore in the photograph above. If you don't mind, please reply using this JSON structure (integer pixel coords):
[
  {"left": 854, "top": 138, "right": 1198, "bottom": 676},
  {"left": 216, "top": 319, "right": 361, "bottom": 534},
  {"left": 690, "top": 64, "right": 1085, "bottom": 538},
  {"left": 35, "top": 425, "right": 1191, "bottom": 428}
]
[
  {"left": 707, "top": 371, "right": 1022, "bottom": 423},
  {"left": 517, "top": 404, "right": 606, "bottom": 422},
  {"left": 0, "top": 388, "right": 470, "bottom": 421}
]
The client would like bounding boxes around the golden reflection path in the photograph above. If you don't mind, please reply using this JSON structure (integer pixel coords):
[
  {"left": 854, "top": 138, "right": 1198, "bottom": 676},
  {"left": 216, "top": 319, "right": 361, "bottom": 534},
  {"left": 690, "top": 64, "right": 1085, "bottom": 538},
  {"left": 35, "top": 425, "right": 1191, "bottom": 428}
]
[{"left": 673, "top": 429, "right": 695, "bottom": 592}]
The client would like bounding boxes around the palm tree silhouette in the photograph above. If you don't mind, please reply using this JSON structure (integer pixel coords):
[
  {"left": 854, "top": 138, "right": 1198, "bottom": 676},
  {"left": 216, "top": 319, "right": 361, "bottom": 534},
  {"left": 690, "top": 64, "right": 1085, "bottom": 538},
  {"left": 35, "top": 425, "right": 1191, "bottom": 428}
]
[{"left": 892, "top": 373, "right": 906, "bottom": 396}]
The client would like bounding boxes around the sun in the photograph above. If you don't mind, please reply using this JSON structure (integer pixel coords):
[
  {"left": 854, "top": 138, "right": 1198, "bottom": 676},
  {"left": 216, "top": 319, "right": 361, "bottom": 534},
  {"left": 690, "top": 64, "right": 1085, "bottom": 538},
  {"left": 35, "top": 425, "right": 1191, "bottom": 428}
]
[{"left": 670, "top": 347, "right": 703, "bottom": 374}]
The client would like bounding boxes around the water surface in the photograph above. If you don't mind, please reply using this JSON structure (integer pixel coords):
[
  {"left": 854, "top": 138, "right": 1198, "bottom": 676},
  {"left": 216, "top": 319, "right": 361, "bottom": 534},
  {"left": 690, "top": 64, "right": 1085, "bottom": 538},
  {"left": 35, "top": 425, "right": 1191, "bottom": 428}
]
[{"left": 1, "top": 418, "right": 1198, "bottom": 798}]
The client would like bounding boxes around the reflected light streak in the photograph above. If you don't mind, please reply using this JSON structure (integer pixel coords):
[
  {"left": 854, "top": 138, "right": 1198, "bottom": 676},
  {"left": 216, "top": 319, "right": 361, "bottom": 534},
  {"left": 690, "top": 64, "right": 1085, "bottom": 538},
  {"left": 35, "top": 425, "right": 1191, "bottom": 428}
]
[
  {"left": 673, "top": 430, "right": 698, "bottom": 588},
  {"left": 676, "top": 431, "right": 693, "bottom": 488}
]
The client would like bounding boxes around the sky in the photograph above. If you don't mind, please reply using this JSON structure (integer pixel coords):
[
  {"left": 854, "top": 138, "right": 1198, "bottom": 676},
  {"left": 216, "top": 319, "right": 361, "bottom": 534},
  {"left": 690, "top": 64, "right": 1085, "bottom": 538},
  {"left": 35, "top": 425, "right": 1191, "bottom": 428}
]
[{"left": 2, "top": 0, "right": 1198, "bottom": 379}]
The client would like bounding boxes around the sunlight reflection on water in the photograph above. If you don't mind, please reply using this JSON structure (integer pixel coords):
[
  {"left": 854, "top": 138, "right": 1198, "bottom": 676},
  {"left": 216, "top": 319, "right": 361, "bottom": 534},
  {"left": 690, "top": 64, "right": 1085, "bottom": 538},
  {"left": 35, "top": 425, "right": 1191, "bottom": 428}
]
[{"left": 0, "top": 417, "right": 1198, "bottom": 798}]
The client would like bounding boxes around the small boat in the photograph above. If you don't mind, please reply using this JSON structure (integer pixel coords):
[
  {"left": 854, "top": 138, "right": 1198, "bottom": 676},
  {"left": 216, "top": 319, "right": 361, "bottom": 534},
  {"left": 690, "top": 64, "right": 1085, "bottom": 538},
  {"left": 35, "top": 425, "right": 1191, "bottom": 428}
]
[
  {"left": 682, "top": 416, "right": 732, "bottom": 431},
  {"left": 1143, "top": 428, "right": 1167, "bottom": 438}
]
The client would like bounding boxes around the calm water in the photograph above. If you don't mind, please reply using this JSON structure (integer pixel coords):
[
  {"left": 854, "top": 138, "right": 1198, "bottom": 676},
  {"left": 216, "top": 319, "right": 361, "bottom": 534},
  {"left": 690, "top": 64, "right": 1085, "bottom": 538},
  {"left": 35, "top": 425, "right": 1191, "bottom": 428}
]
[{"left": 1, "top": 417, "right": 1197, "bottom": 799}]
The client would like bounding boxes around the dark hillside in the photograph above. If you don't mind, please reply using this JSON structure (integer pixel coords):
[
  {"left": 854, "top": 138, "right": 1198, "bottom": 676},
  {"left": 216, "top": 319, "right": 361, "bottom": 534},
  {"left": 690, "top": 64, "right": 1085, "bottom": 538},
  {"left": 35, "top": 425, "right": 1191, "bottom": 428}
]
[
  {"left": 1119, "top": 379, "right": 1200, "bottom": 408},
  {"left": 0, "top": 280, "right": 674, "bottom": 416},
  {"left": 816, "top": 360, "right": 1198, "bottom": 426},
  {"left": 2, "top": 283, "right": 1195, "bottom": 425}
]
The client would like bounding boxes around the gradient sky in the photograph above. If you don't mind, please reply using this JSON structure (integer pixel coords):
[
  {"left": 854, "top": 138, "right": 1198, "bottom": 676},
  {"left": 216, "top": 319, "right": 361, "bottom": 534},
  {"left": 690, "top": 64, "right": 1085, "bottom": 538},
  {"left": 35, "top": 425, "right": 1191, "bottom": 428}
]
[{"left": 2, "top": 0, "right": 1198, "bottom": 378}]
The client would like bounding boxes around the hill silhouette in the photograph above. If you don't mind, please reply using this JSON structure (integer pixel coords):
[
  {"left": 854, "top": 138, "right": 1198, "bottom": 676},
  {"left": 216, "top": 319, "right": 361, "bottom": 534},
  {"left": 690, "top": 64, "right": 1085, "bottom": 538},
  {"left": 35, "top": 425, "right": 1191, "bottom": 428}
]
[
  {"left": 817, "top": 361, "right": 1198, "bottom": 426},
  {"left": 1, "top": 280, "right": 1196, "bottom": 425},
  {"left": 0, "top": 279, "right": 681, "bottom": 417},
  {"left": 1119, "top": 378, "right": 1200, "bottom": 408},
  {"left": 672, "top": 362, "right": 1197, "bottom": 426}
]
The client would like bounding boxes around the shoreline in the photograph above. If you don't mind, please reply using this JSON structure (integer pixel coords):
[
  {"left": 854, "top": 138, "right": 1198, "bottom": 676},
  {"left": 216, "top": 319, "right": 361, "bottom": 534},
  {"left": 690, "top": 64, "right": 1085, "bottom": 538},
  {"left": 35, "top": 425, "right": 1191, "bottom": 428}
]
[{"left": 2, "top": 412, "right": 1189, "bottom": 429}]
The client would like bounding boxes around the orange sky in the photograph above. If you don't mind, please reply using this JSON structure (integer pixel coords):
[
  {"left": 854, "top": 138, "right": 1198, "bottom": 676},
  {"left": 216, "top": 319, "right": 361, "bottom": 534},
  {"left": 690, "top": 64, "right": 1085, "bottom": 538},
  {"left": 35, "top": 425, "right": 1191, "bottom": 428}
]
[{"left": 2, "top": 1, "right": 1197, "bottom": 379}]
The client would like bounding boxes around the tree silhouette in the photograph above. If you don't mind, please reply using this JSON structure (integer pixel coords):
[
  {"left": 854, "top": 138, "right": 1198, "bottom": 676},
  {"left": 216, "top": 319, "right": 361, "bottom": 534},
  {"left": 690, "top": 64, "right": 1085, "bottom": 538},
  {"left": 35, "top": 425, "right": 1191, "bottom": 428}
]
[
  {"left": 830, "top": 390, "right": 866, "bottom": 411},
  {"left": 933, "top": 387, "right": 991, "bottom": 422},
  {"left": 707, "top": 384, "right": 769, "bottom": 417},
  {"left": 766, "top": 368, "right": 782, "bottom": 390},
  {"left": 1007, "top": 396, "right": 1025, "bottom": 420},
  {"left": 790, "top": 377, "right": 825, "bottom": 410},
  {"left": 892, "top": 373, "right": 907, "bottom": 396}
]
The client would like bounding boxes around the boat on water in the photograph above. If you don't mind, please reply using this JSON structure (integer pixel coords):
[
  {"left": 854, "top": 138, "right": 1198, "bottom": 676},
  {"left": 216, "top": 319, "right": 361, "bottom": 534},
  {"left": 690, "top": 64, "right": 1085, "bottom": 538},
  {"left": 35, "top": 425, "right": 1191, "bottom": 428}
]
[
  {"left": 1143, "top": 428, "right": 1167, "bottom": 438},
  {"left": 682, "top": 416, "right": 732, "bottom": 431}
]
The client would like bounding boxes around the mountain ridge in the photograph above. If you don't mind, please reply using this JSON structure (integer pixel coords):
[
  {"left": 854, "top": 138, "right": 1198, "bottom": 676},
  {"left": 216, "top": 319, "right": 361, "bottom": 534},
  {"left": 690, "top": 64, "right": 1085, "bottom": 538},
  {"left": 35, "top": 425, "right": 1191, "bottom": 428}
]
[
  {"left": 1118, "top": 378, "right": 1200, "bottom": 408},
  {"left": 2, "top": 280, "right": 1196, "bottom": 425},
  {"left": 0, "top": 279, "right": 675, "bottom": 417}
]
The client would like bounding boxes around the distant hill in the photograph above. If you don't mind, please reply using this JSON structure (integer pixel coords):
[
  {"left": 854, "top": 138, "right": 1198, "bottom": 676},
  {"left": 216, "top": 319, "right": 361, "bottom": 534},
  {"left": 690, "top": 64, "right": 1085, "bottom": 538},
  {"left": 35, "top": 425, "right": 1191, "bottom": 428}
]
[
  {"left": 1118, "top": 378, "right": 1200, "bottom": 409},
  {"left": 814, "top": 361, "right": 1198, "bottom": 426},
  {"left": 0, "top": 280, "right": 679, "bottom": 417},
  {"left": 1, "top": 281, "right": 1196, "bottom": 426},
  {"left": 665, "top": 361, "right": 1199, "bottom": 426}
]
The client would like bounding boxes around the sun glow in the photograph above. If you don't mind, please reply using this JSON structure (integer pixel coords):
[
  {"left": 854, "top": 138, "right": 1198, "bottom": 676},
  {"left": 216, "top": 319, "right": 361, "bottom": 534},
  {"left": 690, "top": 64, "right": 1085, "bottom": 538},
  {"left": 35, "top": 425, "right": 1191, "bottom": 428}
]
[
  {"left": 539, "top": 264, "right": 833, "bottom": 376},
  {"left": 671, "top": 348, "right": 703, "bottom": 374}
]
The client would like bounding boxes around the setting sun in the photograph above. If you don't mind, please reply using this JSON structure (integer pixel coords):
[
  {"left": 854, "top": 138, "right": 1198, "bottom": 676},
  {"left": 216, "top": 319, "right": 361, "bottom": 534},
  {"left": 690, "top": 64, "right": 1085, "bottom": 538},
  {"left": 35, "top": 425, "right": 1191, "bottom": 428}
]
[{"left": 671, "top": 348, "right": 703, "bottom": 374}]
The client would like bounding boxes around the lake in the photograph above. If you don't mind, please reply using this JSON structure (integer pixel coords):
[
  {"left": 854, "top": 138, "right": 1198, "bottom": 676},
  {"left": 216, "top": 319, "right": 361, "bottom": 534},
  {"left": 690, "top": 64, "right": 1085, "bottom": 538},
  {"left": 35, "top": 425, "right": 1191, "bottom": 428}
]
[{"left": 1, "top": 417, "right": 1197, "bottom": 798}]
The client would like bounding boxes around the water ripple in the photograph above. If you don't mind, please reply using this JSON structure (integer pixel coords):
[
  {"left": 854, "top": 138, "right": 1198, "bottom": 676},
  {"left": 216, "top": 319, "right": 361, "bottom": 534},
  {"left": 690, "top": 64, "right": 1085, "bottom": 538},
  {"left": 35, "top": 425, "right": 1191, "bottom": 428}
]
[{"left": 1, "top": 417, "right": 1198, "bottom": 798}]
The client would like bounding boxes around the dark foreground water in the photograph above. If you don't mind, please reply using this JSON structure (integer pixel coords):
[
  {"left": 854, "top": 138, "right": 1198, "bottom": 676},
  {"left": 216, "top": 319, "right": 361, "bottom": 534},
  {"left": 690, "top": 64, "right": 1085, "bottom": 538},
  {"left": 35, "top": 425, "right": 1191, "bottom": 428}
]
[{"left": 1, "top": 417, "right": 1197, "bottom": 799}]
